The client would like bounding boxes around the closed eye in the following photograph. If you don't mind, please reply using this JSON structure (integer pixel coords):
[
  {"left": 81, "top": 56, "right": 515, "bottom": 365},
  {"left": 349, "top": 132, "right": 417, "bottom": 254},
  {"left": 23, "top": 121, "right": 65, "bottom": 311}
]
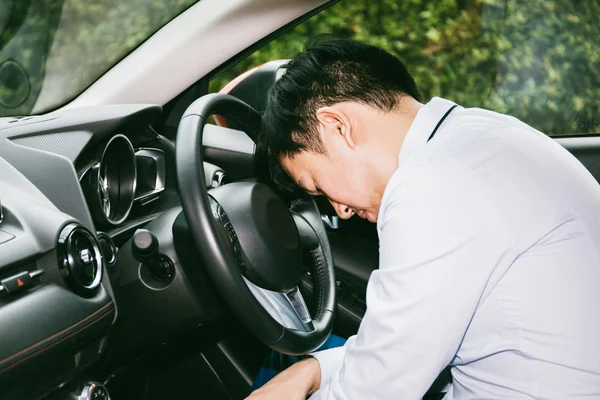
[
  {"left": 309, "top": 186, "right": 323, "bottom": 196},
  {"left": 297, "top": 178, "right": 322, "bottom": 196}
]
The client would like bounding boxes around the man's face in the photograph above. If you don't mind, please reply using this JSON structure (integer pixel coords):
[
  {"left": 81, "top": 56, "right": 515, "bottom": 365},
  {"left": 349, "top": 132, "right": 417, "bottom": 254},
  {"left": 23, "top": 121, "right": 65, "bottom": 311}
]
[
  {"left": 278, "top": 100, "right": 417, "bottom": 223},
  {"left": 281, "top": 150, "right": 381, "bottom": 222},
  {"left": 280, "top": 133, "right": 383, "bottom": 223}
]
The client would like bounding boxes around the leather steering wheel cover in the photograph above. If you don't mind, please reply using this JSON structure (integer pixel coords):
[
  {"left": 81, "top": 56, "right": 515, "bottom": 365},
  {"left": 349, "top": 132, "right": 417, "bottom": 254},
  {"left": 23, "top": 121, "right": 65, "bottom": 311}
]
[
  {"left": 176, "top": 93, "right": 335, "bottom": 354},
  {"left": 271, "top": 199, "right": 337, "bottom": 353},
  {"left": 291, "top": 199, "right": 337, "bottom": 316},
  {"left": 182, "top": 92, "right": 262, "bottom": 140}
]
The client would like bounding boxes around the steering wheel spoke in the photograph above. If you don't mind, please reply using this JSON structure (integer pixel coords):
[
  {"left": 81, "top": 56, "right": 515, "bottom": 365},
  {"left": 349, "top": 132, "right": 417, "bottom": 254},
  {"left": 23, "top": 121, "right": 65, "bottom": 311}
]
[{"left": 244, "top": 278, "right": 314, "bottom": 332}]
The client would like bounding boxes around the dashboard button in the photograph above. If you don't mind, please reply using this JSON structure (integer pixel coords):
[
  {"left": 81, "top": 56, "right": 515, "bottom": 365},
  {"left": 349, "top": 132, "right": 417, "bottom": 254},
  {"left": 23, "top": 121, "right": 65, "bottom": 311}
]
[
  {"left": 1, "top": 271, "right": 32, "bottom": 295},
  {"left": 29, "top": 269, "right": 44, "bottom": 279}
]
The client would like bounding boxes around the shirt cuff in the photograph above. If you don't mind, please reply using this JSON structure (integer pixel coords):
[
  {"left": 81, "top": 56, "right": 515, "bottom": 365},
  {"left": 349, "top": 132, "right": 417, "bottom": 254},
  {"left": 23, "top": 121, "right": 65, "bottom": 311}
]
[{"left": 311, "top": 346, "right": 347, "bottom": 386}]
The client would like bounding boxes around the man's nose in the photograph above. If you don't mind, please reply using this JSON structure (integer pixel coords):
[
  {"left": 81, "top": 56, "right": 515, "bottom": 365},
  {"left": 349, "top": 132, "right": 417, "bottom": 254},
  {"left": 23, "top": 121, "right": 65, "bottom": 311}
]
[{"left": 329, "top": 200, "right": 354, "bottom": 220}]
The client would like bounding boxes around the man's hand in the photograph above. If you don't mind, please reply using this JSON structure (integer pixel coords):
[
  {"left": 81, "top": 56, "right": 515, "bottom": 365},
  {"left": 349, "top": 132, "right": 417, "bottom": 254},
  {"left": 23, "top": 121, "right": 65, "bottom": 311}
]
[{"left": 245, "top": 357, "right": 321, "bottom": 400}]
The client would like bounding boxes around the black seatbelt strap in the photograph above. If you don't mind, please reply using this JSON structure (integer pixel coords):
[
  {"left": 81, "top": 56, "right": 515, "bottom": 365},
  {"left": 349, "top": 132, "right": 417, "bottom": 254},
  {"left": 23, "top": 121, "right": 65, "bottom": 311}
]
[{"left": 426, "top": 104, "right": 458, "bottom": 142}]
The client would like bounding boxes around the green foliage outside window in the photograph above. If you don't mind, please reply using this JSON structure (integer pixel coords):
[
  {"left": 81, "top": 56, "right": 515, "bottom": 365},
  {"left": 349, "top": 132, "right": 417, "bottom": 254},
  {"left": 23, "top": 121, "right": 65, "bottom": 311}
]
[{"left": 210, "top": 0, "right": 600, "bottom": 136}]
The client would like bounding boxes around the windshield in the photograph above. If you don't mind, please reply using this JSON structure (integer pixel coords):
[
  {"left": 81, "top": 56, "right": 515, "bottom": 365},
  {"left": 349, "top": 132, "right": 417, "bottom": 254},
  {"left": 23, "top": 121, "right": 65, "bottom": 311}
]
[{"left": 0, "top": 0, "right": 199, "bottom": 117}]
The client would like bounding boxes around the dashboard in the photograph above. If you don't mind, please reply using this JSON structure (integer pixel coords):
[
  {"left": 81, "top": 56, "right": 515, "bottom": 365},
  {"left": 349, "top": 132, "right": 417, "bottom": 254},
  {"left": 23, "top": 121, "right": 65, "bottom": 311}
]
[{"left": 0, "top": 104, "right": 253, "bottom": 399}]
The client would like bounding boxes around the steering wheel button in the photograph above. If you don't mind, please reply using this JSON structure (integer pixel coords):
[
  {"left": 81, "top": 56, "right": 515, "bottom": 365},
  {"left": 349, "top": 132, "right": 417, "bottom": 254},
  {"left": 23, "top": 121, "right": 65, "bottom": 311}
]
[{"left": 1, "top": 271, "right": 32, "bottom": 294}]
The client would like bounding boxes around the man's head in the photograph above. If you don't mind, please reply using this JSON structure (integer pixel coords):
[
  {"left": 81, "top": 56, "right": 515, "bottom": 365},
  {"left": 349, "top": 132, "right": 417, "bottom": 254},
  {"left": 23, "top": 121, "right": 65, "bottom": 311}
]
[{"left": 257, "top": 38, "right": 422, "bottom": 222}]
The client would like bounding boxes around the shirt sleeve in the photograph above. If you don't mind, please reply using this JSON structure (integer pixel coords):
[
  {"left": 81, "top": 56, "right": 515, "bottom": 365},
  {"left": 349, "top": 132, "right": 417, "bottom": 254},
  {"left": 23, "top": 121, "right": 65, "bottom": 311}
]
[
  {"left": 311, "top": 336, "right": 357, "bottom": 386},
  {"left": 311, "top": 154, "right": 515, "bottom": 400}
]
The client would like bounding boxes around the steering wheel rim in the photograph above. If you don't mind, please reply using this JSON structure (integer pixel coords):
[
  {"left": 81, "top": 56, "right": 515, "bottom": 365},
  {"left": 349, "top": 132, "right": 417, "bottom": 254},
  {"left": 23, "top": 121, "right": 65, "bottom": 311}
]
[{"left": 175, "top": 93, "right": 336, "bottom": 355}]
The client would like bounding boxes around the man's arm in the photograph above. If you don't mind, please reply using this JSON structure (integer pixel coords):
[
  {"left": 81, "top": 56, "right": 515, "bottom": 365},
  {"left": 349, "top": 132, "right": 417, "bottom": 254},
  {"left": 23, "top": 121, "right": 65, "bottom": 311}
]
[{"left": 311, "top": 154, "right": 516, "bottom": 399}]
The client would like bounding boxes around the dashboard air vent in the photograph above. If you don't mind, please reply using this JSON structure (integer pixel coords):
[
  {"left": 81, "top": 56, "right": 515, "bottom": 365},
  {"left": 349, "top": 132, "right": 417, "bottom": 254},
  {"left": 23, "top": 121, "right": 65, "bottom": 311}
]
[{"left": 57, "top": 223, "right": 103, "bottom": 296}]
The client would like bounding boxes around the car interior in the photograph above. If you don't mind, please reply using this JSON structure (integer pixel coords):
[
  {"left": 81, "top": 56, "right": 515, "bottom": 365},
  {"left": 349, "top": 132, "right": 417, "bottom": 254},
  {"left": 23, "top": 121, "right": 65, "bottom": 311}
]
[{"left": 0, "top": 0, "right": 598, "bottom": 399}]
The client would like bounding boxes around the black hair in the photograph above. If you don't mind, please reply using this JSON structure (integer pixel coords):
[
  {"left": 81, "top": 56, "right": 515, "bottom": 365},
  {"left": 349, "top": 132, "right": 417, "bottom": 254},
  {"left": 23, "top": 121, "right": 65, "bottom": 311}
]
[{"left": 256, "top": 36, "right": 422, "bottom": 193}]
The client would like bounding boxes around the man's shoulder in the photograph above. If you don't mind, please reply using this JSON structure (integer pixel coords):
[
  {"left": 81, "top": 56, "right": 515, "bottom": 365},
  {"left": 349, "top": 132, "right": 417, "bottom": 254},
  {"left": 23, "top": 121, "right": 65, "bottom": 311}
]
[
  {"left": 382, "top": 149, "right": 490, "bottom": 213},
  {"left": 414, "top": 107, "right": 549, "bottom": 177}
]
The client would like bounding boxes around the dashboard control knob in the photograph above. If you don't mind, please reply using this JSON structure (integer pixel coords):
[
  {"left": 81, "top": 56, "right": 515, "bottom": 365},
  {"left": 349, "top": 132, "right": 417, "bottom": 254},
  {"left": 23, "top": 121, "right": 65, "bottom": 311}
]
[
  {"left": 132, "top": 229, "right": 174, "bottom": 281},
  {"left": 132, "top": 229, "right": 158, "bottom": 258},
  {"left": 74, "top": 381, "right": 110, "bottom": 400}
]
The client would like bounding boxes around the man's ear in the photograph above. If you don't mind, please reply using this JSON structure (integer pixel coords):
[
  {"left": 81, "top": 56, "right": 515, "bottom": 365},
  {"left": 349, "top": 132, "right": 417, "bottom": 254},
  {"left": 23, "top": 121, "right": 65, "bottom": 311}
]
[{"left": 315, "top": 105, "right": 356, "bottom": 149}]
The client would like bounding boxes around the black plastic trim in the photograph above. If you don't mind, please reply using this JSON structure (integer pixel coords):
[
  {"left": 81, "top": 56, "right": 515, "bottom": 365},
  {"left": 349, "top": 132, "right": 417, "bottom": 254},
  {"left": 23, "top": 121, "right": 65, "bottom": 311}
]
[{"left": 0, "top": 284, "right": 114, "bottom": 383}]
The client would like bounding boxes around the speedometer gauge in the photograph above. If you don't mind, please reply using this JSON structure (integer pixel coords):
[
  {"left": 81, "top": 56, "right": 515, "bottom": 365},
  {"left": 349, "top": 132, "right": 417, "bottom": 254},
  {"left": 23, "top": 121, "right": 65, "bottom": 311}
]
[{"left": 84, "top": 134, "right": 137, "bottom": 227}]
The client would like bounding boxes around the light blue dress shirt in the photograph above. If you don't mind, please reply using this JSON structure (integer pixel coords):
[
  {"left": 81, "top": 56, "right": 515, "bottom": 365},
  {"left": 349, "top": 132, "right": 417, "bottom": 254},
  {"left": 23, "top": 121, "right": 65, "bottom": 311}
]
[{"left": 312, "top": 97, "right": 600, "bottom": 399}]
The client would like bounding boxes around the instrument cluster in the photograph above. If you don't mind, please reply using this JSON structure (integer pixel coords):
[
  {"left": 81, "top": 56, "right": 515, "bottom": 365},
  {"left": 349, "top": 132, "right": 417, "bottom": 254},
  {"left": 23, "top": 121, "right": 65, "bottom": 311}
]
[{"left": 80, "top": 134, "right": 166, "bottom": 229}]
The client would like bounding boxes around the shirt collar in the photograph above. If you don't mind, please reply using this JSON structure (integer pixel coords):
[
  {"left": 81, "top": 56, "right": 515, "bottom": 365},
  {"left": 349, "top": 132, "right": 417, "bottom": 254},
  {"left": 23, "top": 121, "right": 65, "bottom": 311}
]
[
  {"left": 377, "top": 97, "right": 458, "bottom": 234},
  {"left": 397, "top": 97, "right": 458, "bottom": 166}
]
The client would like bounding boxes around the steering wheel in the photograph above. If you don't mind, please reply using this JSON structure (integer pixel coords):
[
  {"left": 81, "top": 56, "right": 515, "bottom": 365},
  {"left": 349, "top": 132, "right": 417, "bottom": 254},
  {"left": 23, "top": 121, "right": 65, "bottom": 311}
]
[{"left": 175, "top": 93, "right": 336, "bottom": 355}]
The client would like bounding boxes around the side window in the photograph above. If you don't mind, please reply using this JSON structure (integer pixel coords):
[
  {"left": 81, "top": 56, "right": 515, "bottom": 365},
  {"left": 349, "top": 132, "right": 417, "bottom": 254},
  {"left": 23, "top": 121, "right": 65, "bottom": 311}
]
[{"left": 209, "top": 0, "right": 600, "bottom": 136}]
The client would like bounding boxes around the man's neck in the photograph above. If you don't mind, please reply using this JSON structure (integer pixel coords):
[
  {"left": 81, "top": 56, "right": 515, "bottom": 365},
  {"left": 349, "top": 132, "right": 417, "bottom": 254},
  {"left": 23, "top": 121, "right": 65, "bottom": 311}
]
[{"left": 371, "top": 98, "right": 424, "bottom": 195}]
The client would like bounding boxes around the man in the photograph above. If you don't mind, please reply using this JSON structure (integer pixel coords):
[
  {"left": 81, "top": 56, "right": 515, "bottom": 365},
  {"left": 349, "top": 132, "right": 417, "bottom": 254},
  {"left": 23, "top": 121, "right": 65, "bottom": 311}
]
[{"left": 249, "top": 38, "right": 600, "bottom": 399}]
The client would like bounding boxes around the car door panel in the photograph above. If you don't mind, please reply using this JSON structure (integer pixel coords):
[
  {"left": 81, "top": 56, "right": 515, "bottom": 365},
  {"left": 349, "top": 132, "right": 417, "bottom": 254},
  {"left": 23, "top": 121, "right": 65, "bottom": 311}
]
[{"left": 556, "top": 137, "right": 600, "bottom": 180}]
